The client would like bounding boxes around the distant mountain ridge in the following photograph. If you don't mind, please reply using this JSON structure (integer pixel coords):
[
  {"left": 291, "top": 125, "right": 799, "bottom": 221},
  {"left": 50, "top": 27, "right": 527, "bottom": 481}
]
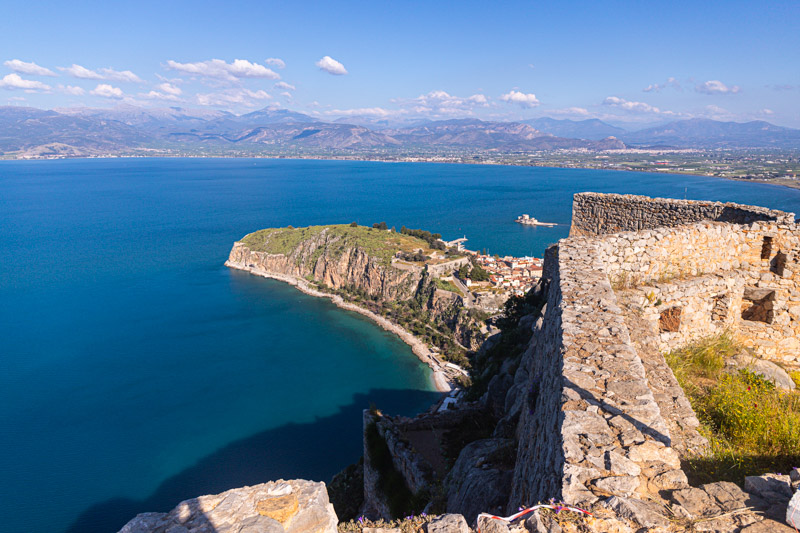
[{"left": 1, "top": 105, "right": 798, "bottom": 157}]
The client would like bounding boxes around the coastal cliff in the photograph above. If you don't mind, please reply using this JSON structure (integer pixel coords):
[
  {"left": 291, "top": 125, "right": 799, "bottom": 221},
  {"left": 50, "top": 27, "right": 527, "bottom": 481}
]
[{"left": 225, "top": 225, "right": 486, "bottom": 361}]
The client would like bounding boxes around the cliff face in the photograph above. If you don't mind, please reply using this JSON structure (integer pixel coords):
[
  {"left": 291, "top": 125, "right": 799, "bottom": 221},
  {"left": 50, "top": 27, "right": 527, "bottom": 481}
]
[{"left": 227, "top": 229, "right": 422, "bottom": 302}]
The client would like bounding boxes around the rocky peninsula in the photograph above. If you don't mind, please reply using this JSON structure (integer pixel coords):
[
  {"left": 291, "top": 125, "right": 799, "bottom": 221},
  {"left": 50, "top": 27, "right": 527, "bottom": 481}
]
[{"left": 224, "top": 223, "right": 488, "bottom": 391}]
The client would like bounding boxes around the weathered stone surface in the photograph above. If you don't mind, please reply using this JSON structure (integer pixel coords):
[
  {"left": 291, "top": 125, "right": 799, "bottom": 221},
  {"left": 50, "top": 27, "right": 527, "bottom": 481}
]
[
  {"left": 524, "top": 510, "right": 562, "bottom": 533},
  {"left": 602, "top": 496, "right": 670, "bottom": 528},
  {"left": 740, "top": 518, "right": 796, "bottom": 532},
  {"left": 256, "top": 493, "right": 299, "bottom": 522},
  {"left": 787, "top": 487, "right": 800, "bottom": 529},
  {"left": 362, "top": 528, "right": 401, "bottom": 533},
  {"left": 593, "top": 476, "right": 640, "bottom": 497},
  {"left": 427, "top": 514, "right": 470, "bottom": 533},
  {"left": 445, "top": 438, "right": 514, "bottom": 522},
  {"left": 118, "top": 480, "right": 337, "bottom": 533},
  {"left": 476, "top": 515, "right": 509, "bottom": 533},
  {"left": 744, "top": 473, "right": 794, "bottom": 501}
]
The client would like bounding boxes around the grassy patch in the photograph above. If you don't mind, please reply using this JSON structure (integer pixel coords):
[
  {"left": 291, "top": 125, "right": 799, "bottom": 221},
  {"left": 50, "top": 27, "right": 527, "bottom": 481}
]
[
  {"left": 666, "top": 334, "right": 800, "bottom": 484},
  {"left": 239, "top": 224, "right": 438, "bottom": 265},
  {"left": 431, "top": 277, "right": 460, "bottom": 293}
]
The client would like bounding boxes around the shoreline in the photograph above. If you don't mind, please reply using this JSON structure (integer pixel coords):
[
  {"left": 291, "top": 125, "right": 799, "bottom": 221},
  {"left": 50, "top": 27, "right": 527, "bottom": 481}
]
[
  {"left": 5, "top": 154, "right": 799, "bottom": 193},
  {"left": 224, "top": 259, "right": 453, "bottom": 393}
]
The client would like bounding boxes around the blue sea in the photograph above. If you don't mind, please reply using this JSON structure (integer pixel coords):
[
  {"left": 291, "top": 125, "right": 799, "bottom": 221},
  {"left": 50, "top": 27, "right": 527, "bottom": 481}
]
[{"left": 2, "top": 158, "right": 800, "bottom": 533}]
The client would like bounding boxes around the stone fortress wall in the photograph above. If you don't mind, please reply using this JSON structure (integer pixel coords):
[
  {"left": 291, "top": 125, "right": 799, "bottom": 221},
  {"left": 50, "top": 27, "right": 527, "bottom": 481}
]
[
  {"left": 506, "top": 192, "right": 800, "bottom": 530},
  {"left": 570, "top": 192, "right": 794, "bottom": 236}
]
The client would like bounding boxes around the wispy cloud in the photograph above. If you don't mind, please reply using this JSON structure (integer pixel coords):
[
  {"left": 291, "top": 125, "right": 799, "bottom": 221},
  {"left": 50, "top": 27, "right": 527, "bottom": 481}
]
[
  {"left": 325, "top": 107, "right": 401, "bottom": 117},
  {"left": 643, "top": 77, "right": 681, "bottom": 92},
  {"left": 4, "top": 59, "right": 56, "bottom": 77},
  {"left": 0, "top": 73, "right": 52, "bottom": 91},
  {"left": 547, "top": 107, "right": 591, "bottom": 117},
  {"left": 59, "top": 64, "right": 143, "bottom": 83},
  {"left": 265, "top": 58, "right": 286, "bottom": 69},
  {"left": 316, "top": 56, "right": 347, "bottom": 75},
  {"left": 500, "top": 90, "right": 540, "bottom": 108},
  {"left": 695, "top": 80, "right": 740, "bottom": 94},
  {"left": 394, "top": 90, "right": 488, "bottom": 116},
  {"left": 274, "top": 81, "right": 295, "bottom": 91},
  {"left": 90, "top": 83, "right": 124, "bottom": 98},
  {"left": 166, "top": 59, "right": 280, "bottom": 81},
  {"left": 603, "top": 96, "right": 675, "bottom": 115},
  {"left": 196, "top": 88, "right": 271, "bottom": 107},
  {"left": 58, "top": 84, "right": 85, "bottom": 95}
]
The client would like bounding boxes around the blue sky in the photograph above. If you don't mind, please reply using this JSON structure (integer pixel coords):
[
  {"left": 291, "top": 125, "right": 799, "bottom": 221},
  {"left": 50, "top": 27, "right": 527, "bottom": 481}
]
[{"left": 1, "top": 0, "right": 798, "bottom": 127}]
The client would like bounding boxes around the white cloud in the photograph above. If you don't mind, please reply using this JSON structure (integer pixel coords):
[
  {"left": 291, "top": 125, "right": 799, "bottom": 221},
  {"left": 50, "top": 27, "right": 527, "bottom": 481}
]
[
  {"left": 166, "top": 59, "right": 279, "bottom": 81},
  {"left": 695, "top": 80, "right": 740, "bottom": 94},
  {"left": 140, "top": 90, "right": 180, "bottom": 101},
  {"left": 98, "top": 68, "right": 143, "bottom": 83},
  {"left": 156, "top": 82, "right": 182, "bottom": 96},
  {"left": 265, "top": 58, "right": 286, "bottom": 69},
  {"left": 280, "top": 91, "right": 292, "bottom": 99},
  {"left": 0, "top": 73, "right": 52, "bottom": 91},
  {"left": 90, "top": 83, "right": 124, "bottom": 98},
  {"left": 548, "top": 107, "right": 591, "bottom": 117},
  {"left": 59, "top": 64, "right": 142, "bottom": 83},
  {"left": 316, "top": 56, "right": 347, "bottom": 75},
  {"left": 398, "top": 90, "right": 489, "bottom": 116},
  {"left": 274, "top": 81, "right": 295, "bottom": 91},
  {"left": 761, "top": 108, "right": 774, "bottom": 115},
  {"left": 196, "top": 88, "right": 271, "bottom": 107},
  {"left": 58, "top": 84, "right": 85, "bottom": 95},
  {"left": 643, "top": 77, "right": 681, "bottom": 92},
  {"left": 500, "top": 90, "right": 540, "bottom": 108},
  {"left": 603, "top": 96, "right": 675, "bottom": 115},
  {"left": 325, "top": 107, "right": 400, "bottom": 117},
  {"left": 4, "top": 59, "right": 56, "bottom": 77}
]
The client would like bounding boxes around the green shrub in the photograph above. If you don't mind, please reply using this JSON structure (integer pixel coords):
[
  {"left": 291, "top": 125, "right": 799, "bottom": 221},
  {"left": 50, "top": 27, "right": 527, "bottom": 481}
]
[
  {"left": 365, "top": 422, "right": 427, "bottom": 517},
  {"left": 666, "top": 334, "right": 800, "bottom": 484}
]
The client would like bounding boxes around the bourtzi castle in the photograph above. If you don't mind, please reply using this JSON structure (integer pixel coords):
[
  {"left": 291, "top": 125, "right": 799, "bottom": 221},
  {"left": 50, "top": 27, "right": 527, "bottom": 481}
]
[{"left": 121, "top": 193, "right": 800, "bottom": 533}]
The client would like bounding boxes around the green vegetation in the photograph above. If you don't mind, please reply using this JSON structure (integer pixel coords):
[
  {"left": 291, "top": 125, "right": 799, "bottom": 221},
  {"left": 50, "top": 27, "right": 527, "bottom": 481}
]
[
  {"left": 240, "top": 224, "right": 436, "bottom": 265},
  {"left": 457, "top": 263, "right": 490, "bottom": 282},
  {"left": 327, "top": 459, "right": 364, "bottom": 522},
  {"left": 365, "top": 422, "right": 427, "bottom": 518},
  {"left": 400, "top": 226, "right": 446, "bottom": 250},
  {"left": 791, "top": 370, "right": 800, "bottom": 389},
  {"left": 432, "top": 277, "right": 459, "bottom": 293},
  {"left": 665, "top": 334, "right": 800, "bottom": 485}
]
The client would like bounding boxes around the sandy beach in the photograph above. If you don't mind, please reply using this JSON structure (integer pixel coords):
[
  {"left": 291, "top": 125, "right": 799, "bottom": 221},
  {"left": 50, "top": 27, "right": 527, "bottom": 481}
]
[{"left": 225, "top": 260, "right": 453, "bottom": 393}]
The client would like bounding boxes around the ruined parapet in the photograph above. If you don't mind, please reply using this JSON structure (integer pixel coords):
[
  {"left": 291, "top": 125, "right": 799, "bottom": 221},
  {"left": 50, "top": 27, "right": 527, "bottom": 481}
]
[
  {"left": 509, "top": 236, "right": 687, "bottom": 522},
  {"left": 360, "top": 410, "right": 436, "bottom": 520},
  {"left": 570, "top": 192, "right": 795, "bottom": 237}
]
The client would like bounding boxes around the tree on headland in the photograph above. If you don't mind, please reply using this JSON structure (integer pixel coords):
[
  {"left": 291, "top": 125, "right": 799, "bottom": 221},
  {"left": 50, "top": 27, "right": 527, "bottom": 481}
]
[
  {"left": 350, "top": 221, "right": 358, "bottom": 227},
  {"left": 372, "top": 221, "right": 388, "bottom": 230}
]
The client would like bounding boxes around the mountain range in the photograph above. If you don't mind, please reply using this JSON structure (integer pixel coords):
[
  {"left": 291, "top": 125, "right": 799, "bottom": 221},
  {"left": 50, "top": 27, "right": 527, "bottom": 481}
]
[{"left": 1, "top": 105, "right": 798, "bottom": 158}]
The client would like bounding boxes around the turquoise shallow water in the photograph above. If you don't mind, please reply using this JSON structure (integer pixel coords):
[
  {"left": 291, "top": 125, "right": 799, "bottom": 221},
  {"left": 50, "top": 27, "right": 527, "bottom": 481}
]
[{"left": 2, "top": 159, "right": 800, "bottom": 533}]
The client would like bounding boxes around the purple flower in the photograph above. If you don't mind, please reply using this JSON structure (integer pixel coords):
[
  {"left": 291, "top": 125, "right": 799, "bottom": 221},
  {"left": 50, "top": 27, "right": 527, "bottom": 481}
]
[{"left": 358, "top": 516, "right": 365, "bottom": 524}]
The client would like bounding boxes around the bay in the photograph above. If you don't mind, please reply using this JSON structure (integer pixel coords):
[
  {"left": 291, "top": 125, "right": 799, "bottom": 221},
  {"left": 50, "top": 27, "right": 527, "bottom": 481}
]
[{"left": 1, "top": 158, "right": 799, "bottom": 533}]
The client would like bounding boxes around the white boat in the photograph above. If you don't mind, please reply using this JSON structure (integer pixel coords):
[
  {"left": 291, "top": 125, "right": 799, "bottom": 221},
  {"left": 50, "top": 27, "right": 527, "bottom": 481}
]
[{"left": 516, "top": 214, "right": 557, "bottom": 227}]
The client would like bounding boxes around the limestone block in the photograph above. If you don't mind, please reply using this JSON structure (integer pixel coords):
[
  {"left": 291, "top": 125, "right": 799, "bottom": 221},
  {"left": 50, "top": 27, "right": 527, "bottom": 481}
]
[
  {"left": 787, "top": 488, "right": 800, "bottom": 529},
  {"left": 602, "top": 496, "right": 669, "bottom": 528},
  {"left": 427, "top": 514, "right": 470, "bottom": 533}
]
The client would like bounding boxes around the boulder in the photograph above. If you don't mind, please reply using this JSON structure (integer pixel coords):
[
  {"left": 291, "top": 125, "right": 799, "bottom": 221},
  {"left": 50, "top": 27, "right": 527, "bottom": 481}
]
[
  {"left": 427, "top": 514, "right": 470, "bottom": 533},
  {"left": 787, "top": 487, "right": 800, "bottom": 529},
  {"left": 118, "top": 479, "right": 337, "bottom": 533},
  {"left": 731, "top": 352, "right": 796, "bottom": 390}
]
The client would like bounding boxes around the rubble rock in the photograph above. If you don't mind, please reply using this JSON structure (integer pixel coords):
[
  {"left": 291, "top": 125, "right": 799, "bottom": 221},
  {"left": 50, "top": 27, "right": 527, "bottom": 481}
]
[
  {"left": 427, "top": 514, "right": 470, "bottom": 533},
  {"left": 602, "top": 496, "right": 669, "bottom": 528}
]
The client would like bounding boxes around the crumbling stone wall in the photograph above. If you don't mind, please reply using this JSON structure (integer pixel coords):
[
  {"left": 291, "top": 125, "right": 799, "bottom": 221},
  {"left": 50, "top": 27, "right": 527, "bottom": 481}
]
[
  {"left": 571, "top": 192, "right": 794, "bottom": 236},
  {"left": 590, "top": 220, "right": 800, "bottom": 364}
]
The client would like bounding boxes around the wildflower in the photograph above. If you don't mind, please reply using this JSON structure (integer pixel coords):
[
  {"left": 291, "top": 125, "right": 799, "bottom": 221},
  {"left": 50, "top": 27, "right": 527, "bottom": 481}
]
[{"left": 358, "top": 516, "right": 365, "bottom": 524}]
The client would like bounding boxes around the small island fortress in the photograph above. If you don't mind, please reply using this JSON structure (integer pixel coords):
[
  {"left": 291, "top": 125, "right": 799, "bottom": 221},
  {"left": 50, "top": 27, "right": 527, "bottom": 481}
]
[
  {"left": 515, "top": 214, "right": 557, "bottom": 227},
  {"left": 121, "top": 193, "right": 800, "bottom": 533}
]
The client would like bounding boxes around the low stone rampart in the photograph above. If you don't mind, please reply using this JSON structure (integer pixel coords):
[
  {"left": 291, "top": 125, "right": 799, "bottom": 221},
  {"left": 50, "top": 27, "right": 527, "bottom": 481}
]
[{"left": 571, "top": 192, "right": 795, "bottom": 236}]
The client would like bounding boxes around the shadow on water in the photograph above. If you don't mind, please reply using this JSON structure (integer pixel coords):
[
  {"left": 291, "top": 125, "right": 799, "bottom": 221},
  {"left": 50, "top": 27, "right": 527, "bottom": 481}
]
[{"left": 65, "top": 388, "right": 441, "bottom": 533}]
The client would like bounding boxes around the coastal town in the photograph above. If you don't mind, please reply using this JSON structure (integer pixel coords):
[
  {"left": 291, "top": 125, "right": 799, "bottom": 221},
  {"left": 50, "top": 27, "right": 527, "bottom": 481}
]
[{"left": 464, "top": 251, "right": 543, "bottom": 297}]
